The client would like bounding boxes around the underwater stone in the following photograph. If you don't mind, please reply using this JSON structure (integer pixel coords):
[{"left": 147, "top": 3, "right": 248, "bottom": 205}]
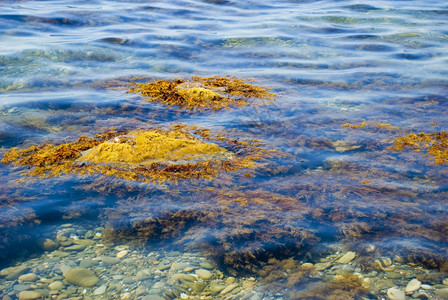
[
  {"left": 405, "top": 278, "right": 421, "bottom": 293},
  {"left": 17, "top": 291, "right": 42, "bottom": 300},
  {"left": 94, "top": 285, "right": 107, "bottom": 295},
  {"left": 116, "top": 250, "right": 128, "bottom": 258},
  {"left": 220, "top": 283, "right": 239, "bottom": 295},
  {"left": 337, "top": 251, "right": 356, "bottom": 264},
  {"left": 195, "top": 269, "right": 212, "bottom": 279},
  {"left": 387, "top": 287, "right": 406, "bottom": 300},
  {"left": 435, "top": 288, "right": 448, "bottom": 299},
  {"left": 48, "top": 281, "right": 63, "bottom": 290},
  {"left": 38, "top": 238, "right": 59, "bottom": 251},
  {"left": 100, "top": 256, "right": 120, "bottom": 265},
  {"left": 18, "top": 273, "right": 38, "bottom": 282},
  {"left": 1, "top": 265, "right": 29, "bottom": 280},
  {"left": 63, "top": 267, "right": 99, "bottom": 287}
]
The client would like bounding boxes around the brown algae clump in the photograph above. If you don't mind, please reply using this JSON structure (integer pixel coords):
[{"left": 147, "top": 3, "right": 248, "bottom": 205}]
[
  {"left": 2, "top": 125, "right": 269, "bottom": 182},
  {"left": 127, "top": 75, "right": 275, "bottom": 111},
  {"left": 391, "top": 131, "right": 448, "bottom": 164}
]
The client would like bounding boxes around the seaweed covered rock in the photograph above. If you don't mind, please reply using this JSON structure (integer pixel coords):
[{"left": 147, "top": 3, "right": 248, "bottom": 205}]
[
  {"left": 128, "top": 75, "right": 275, "bottom": 111},
  {"left": 1, "top": 124, "right": 270, "bottom": 183}
]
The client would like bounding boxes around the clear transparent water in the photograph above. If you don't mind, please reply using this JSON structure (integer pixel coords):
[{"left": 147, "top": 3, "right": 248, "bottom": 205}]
[{"left": 1, "top": 0, "right": 448, "bottom": 298}]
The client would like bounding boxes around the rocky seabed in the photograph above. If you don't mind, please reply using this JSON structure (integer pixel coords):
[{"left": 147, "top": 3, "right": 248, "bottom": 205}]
[{"left": 1, "top": 224, "right": 448, "bottom": 300}]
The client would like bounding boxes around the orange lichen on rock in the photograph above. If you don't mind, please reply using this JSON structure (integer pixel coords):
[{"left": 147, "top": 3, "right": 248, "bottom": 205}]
[
  {"left": 390, "top": 131, "right": 448, "bottom": 164},
  {"left": 127, "top": 75, "right": 275, "bottom": 111},
  {"left": 1, "top": 125, "right": 270, "bottom": 182}
]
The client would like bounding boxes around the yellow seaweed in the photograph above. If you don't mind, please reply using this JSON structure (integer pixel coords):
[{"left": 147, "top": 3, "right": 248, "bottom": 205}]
[
  {"left": 341, "top": 121, "right": 366, "bottom": 129},
  {"left": 2, "top": 125, "right": 270, "bottom": 183},
  {"left": 390, "top": 131, "right": 448, "bottom": 164},
  {"left": 128, "top": 75, "right": 275, "bottom": 111}
]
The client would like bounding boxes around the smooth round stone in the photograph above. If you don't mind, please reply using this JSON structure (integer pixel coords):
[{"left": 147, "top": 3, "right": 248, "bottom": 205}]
[
  {"left": 225, "top": 277, "right": 236, "bottom": 285},
  {"left": 192, "top": 281, "right": 206, "bottom": 292},
  {"left": 405, "top": 278, "right": 421, "bottom": 293},
  {"left": 314, "top": 262, "right": 331, "bottom": 271},
  {"left": 73, "top": 239, "right": 95, "bottom": 246},
  {"left": 387, "top": 287, "right": 406, "bottom": 300},
  {"left": 386, "top": 272, "right": 402, "bottom": 279},
  {"left": 435, "top": 288, "right": 448, "bottom": 299},
  {"left": 171, "top": 262, "right": 190, "bottom": 271},
  {"left": 209, "top": 283, "right": 227, "bottom": 294},
  {"left": 142, "top": 296, "right": 165, "bottom": 300},
  {"left": 220, "top": 283, "right": 238, "bottom": 295},
  {"left": 195, "top": 269, "right": 212, "bottom": 279},
  {"left": 38, "top": 238, "right": 59, "bottom": 251},
  {"left": 94, "top": 285, "right": 107, "bottom": 295},
  {"left": 444, "top": 278, "right": 448, "bottom": 286},
  {"left": 17, "top": 291, "right": 42, "bottom": 300},
  {"left": 2, "top": 265, "right": 29, "bottom": 280},
  {"left": 157, "top": 263, "right": 171, "bottom": 271},
  {"left": 18, "top": 274, "right": 38, "bottom": 282},
  {"left": 199, "top": 262, "right": 214, "bottom": 269},
  {"left": 63, "top": 267, "right": 99, "bottom": 287},
  {"left": 64, "top": 244, "right": 87, "bottom": 252},
  {"left": 300, "top": 263, "right": 314, "bottom": 270},
  {"left": 100, "top": 256, "right": 120, "bottom": 266},
  {"left": 116, "top": 250, "right": 128, "bottom": 258},
  {"left": 48, "top": 281, "right": 63, "bottom": 290},
  {"left": 337, "top": 251, "right": 356, "bottom": 264},
  {"left": 171, "top": 274, "right": 195, "bottom": 282},
  {"left": 79, "top": 260, "right": 98, "bottom": 268},
  {"left": 51, "top": 250, "right": 70, "bottom": 258}
]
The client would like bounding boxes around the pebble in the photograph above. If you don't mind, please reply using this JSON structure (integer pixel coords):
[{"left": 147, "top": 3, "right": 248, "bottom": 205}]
[
  {"left": 63, "top": 267, "right": 99, "bottom": 287},
  {"left": 220, "top": 283, "right": 239, "bottom": 295},
  {"left": 18, "top": 273, "right": 38, "bottom": 282},
  {"left": 17, "top": 291, "right": 42, "bottom": 300},
  {"left": 142, "top": 296, "right": 165, "bottom": 300},
  {"left": 209, "top": 283, "right": 227, "bottom": 294},
  {"left": 195, "top": 269, "right": 212, "bottom": 279},
  {"left": 225, "top": 277, "right": 236, "bottom": 284},
  {"left": 435, "top": 288, "right": 448, "bottom": 299},
  {"left": 199, "top": 262, "right": 214, "bottom": 269},
  {"left": 387, "top": 287, "right": 406, "bottom": 300},
  {"left": 48, "top": 281, "right": 63, "bottom": 290},
  {"left": 192, "top": 281, "right": 206, "bottom": 292},
  {"left": 38, "top": 238, "right": 59, "bottom": 251},
  {"left": 100, "top": 256, "right": 120, "bottom": 265},
  {"left": 64, "top": 244, "right": 87, "bottom": 252},
  {"left": 386, "top": 272, "right": 402, "bottom": 279},
  {"left": 171, "top": 262, "right": 190, "bottom": 271},
  {"left": 1, "top": 265, "right": 29, "bottom": 280},
  {"left": 94, "top": 285, "right": 107, "bottom": 295},
  {"left": 405, "top": 278, "right": 421, "bottom": 293},
  {"left": 314, "top": 262, "right": 331, "bottom": 271},
  {"left": 337, "top": 251, "right": 356, "bottom": 264},
  {"left": 116, "top": 250, "right": 129, "bottom": 258},
  {"left": 443, "top": 278, "right": 448, "bottom": 286}
]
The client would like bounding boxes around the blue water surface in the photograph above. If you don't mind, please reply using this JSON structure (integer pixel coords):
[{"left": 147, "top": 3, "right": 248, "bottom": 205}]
[{"left": 1, "top": 0, "right": 448, "bottom": 298}]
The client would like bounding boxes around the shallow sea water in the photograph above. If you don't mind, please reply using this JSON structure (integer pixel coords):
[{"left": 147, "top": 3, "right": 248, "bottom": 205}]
[{"left": 1, "top": 0, "right": 448, "bottom": 299}]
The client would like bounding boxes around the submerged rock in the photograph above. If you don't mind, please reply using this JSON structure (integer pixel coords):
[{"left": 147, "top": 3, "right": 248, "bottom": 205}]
[
  {"left": 2, "top": 125, "right": 269, "bottom": 183},
  {"left": 17, "top": 291, "right": 42, "bottom": 300},
  {"left": 128, "top": 75, "right": 275, "bottom": 111},
  {"left": 63, "top": 267, "right": 99, "bottom": 287},
  {"left": 387, "top": 287, "right": 406, "bottom": 300}
]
